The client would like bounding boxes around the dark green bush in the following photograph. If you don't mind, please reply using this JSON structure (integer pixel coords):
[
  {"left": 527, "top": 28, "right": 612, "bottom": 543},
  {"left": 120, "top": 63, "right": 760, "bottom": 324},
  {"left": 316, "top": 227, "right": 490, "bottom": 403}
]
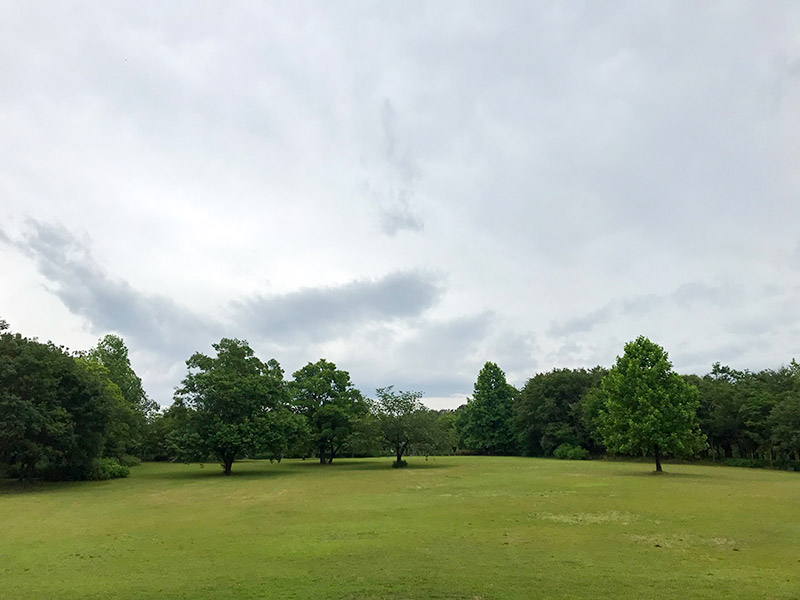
[
  {"left": 118, "top": 454, "right": 141, "bottom": 467},
  {"left": 391, "top": 459, "right": 408, "bottom": 468},
  {"left": 553, "top": 444, "right": 590, "bottom": 460},
  {"left": 89, "top": 458, "right": 130, "bottom": 480}
]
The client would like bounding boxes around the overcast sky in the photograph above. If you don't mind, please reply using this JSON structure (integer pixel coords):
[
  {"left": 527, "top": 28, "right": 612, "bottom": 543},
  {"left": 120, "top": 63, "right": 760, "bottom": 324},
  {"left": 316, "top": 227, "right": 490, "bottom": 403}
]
[{"left": 2, "top": 2, "right": 799, "bottom": 409}]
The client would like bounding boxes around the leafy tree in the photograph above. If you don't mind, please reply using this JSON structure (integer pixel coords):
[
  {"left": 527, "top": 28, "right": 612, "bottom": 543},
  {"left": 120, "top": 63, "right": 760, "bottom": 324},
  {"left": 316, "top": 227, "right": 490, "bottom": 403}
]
[
  {"left": 514, "top": 367, "right": 606, "bottom": 456},
  {"left": 374, "top": 387, "right": 434, "bottom": 466},
  {"left": 291, "top": 359, "right": 367, "bottom": 464},
  {"left": 88, "top": 335, "right": 157, "bottom": 418},
  {"left": 0, "top": 328, "right": 118, "bottom": 480},
  {"left": 174, "top": 338, "right": 300, "bottom": 475},
  {"left": 598, "top": 336, "right": 706, "bottom": 472},
  {"left": 459, "top": 362, "right": 518, "bottom": 455}
]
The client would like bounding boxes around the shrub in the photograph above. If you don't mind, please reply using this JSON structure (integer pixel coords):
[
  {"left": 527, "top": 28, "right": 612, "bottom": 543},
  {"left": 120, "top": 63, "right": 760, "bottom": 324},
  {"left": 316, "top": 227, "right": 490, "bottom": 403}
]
[
  {"left": 89, "top": 458, "right": 130, "bottom": 480},
  {"left": 118, "top": 454, "right": 141, "bottom": 467},
  {"left": 553, "top": 444, "right": 589, "bottom": 460},
  {"left": 391, "top": 459, "right": 408, "bottom": 469}
]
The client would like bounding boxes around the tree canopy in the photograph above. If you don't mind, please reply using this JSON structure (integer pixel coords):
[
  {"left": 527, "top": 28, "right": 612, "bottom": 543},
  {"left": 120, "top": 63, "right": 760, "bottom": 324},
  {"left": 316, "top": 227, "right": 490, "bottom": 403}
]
[
  {"left": 291, "top": 359, "right": 367, "bottom": 464},
  {"left": 373, "top": 387, "right": 434, "bottom": 466},
  {"left": 459, "top": 362, "right": 518, "bottom": 455},
  {"left": 174, "top": 338, "right": 304, "bottom": 475},
  {"left": 598, "top": 336, "right": 706, "bottom": 472}
]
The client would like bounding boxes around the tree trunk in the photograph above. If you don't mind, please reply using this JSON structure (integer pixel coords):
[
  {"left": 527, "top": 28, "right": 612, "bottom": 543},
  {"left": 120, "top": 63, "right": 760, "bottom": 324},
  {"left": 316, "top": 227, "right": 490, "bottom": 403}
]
[
  {"left": 223, "top": 458, "right": 233, "bottom": 476},
  {"left": 396, "top": 449, "right": 403, "bottom": 463},
  {"left": 654, "top": 444, "right": 662, "bottom": 473}
]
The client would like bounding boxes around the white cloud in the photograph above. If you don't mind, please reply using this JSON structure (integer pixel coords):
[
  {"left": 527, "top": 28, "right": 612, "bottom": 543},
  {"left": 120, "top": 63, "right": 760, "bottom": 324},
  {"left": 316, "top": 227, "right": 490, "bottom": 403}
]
[{"left": 2, "top": 2, "right": 799, "bottom": 407}]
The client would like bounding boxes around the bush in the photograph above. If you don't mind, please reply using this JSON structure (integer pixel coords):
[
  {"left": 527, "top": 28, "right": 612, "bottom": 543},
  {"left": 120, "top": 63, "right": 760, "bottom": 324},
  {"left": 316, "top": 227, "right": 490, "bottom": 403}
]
[
  {"left": 89, "top": 458, "right": 130, "bottom": 480},
  {"left": 118, "top": 454, "right": 141, "bottom": 467},
  {"left": 391, "top": 459, "right": 408, "bottom": 468},
  {"left": 553, "top": 444, "right": 590, "bottom": 460}
]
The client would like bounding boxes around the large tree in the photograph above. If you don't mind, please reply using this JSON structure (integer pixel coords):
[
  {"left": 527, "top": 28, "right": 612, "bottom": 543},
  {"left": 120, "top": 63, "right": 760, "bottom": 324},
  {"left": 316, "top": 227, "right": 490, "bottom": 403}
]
[
  {"left": 88, "top": 335, "right": 157, "bottom": 417},
  {"left": 291, "top": 359, "right": 367, "bottom": 464},
  {"left": 459, "top": 362, "right": 518, "bottom": 455},
  {"left": 514, "top": 367, "right": 606, "bottom": 456},
  {"left": 174, "top": 338, "right": 302, "bottom": 475},
  {"left": 86, "top": 334, "right": 156, "bottom": 458},
  {"left": 0, "top": 327, "right": 119, "bottom": 480},
  {"left": 598, "top": 336, "right": 706, "bottom": 472}
]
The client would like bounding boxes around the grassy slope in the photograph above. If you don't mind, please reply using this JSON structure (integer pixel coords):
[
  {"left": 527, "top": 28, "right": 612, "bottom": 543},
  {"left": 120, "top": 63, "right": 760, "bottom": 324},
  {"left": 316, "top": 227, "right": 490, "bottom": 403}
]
[{"left": 1, "top": 457, "right": 798, "bottom": 600}]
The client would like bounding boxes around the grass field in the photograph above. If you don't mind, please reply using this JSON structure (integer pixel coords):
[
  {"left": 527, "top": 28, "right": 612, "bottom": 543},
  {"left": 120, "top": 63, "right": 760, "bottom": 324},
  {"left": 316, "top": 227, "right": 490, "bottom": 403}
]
[{"left": 1, "top": 457, "right": 799, "bottom": 599}]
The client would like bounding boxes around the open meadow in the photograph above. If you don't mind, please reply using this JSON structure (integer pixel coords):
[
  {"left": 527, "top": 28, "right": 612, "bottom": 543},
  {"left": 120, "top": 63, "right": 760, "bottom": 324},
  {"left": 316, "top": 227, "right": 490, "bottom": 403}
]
[{"left": 1, "top": 457, "right": 799, "bottom": 599}]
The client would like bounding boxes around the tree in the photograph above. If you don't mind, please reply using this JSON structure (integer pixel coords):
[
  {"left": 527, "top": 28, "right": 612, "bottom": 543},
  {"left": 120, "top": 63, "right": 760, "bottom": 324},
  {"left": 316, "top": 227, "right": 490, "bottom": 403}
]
[
  {"left": 514, "top": 367, "right": 606, "bottom": 457},
  {"left": 174, "top": 338, "right": 301, "bottom": 475},
  {"left": 291, "top": 359, "right": 367, "bottom": 464},
  {"left": 598, "top": 336, "right": 706, "bottom": 472},
  {"left": 459, "top": 362, "right": 518, "bottom": 455},
  {"left": 0, "top": 328, "right": 119, "bottom": 480},
  {"left": 88, "top": 334, "right": 157, "bottom": 418},
  {"left": 374, "top": 387, "right": 434, "bottom": 466}
]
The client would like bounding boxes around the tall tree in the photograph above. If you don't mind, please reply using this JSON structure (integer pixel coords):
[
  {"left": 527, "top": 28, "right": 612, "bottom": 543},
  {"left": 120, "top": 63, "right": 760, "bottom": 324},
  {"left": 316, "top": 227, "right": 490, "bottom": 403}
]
[
  {"left": 598, "top": 336, "right": 706, "bottom": 472},
  {"left": 174, "top": 338, "right": 301, "bottom": 475},
  {"left": 88, "top": 334, "right": 157, "bottom": 418},
  {"left": 460, "top": 362, "right": 518, "bottom": 455},
  {"left": 291, "top": 359, "right": 367, "bottom": 464}
]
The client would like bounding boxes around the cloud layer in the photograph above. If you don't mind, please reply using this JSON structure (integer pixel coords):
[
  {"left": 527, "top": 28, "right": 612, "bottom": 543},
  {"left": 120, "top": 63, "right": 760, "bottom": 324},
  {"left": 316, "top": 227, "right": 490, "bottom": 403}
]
[{"left": 1, "top": 3, "right": 798, "bottom": 407}]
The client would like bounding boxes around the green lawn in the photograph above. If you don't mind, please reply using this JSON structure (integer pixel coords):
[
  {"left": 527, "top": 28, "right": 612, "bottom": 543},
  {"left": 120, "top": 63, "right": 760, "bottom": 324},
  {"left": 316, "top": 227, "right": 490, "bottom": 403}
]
[{"left": 1, "top": 457, "right": 798, "bottom": 599}]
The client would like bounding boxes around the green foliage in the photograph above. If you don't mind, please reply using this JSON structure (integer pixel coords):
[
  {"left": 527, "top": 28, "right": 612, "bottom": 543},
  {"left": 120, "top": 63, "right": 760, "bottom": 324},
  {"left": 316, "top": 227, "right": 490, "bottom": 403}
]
[
  {"left": 291, "top": 359, "right": 367, "bottom": 464},
  {"left": 459, "top": 362, "right": 518, "bottom": 454},
  {"left": 86, "top": 334, "right": 156, "bottom": 459},
  {"left": 514, "top": 367, "right": 606, "bottom": 456},
  {"left": 89, "top": 457, "right": 130, "bottom": 480},
  {"left": 174, "top": 338, "right": 300, "bottom": 475},
  {"left": 598, "top": 336, "right": 707, "bottom": 471},
  {"left": 0, "top": 329, "right": 121, "bottom": 480},
  {"left": 88, "top": 334, "right": 157, "bottom": 418},
  {"left": 118, "top": 454, "right": 141, "bottom": 467},
  {"left": 552, "top": 443, "right": 589, "bottom": 460},
  {"left": 391, "top": 458, "right": 408, "bottom": 468},
  {"left": 374, "top": 386, "right": 438, "bottom": 465}
]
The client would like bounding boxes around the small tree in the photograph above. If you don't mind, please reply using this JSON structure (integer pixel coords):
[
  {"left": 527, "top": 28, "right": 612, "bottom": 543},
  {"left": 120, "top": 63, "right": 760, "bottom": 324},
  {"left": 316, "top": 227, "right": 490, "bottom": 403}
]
[
  {"left": 374, "top": 387, "right": 432, "bottom": 467},
  {"left": 598, "top": 336, "right": 706, "bottom": 472}
]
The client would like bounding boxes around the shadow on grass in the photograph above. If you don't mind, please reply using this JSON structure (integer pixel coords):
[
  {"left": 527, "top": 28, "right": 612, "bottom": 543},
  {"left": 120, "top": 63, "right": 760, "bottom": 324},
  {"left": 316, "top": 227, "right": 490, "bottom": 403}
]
[
  {"left": 615, "top": 470, "right": 712, "bottom": 479},
  {"left": 0, "top": 458, "right": 453, "bottom": 492},
  {"left": 0, "top": 479, "right": 88, "bottom": 496},
  {"left": 139, "top": 462, "right": 295, "bottom": 481},
  {"left": 293, "top": 458, "right": 453, "bottom": 472}
]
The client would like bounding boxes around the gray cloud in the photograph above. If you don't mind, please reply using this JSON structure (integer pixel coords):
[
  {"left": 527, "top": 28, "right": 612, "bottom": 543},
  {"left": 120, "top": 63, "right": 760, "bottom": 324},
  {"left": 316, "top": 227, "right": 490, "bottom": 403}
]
[
  {"left": 7, "top": 220, "right": 219, "bottom": 356},
  {"left": 366, "top": 99, "right": 424, "bottom": 236},
  {"left": 234, "top": 270, "right": 443, "bottom": 342},
  {"left": 548, "top": 304, "right": 614, "bottom": 336}
]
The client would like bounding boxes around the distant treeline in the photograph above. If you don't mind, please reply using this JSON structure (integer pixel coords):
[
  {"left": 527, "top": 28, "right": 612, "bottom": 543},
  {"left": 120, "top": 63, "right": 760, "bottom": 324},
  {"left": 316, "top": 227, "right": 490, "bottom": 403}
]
[
  {"left": 457, "top": 359, "right": 800, "bottom": 470},
  {"left": 2, "top": 317, "right": 798, "bottom": 480}
]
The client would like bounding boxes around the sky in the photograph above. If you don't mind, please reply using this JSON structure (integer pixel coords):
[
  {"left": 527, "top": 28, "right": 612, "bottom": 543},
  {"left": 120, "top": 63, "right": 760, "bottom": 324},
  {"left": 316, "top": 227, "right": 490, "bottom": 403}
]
[{"left": 1, "top": 2, "right": 799, "bottom": 409}]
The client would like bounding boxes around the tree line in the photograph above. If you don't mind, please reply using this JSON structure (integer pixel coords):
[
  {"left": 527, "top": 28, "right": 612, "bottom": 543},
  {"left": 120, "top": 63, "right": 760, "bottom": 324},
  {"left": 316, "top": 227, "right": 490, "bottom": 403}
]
[
  {"left": 2, "top": 317, "right": 798, "bottom": 480},
  {"left": 458, "top": 337, "right": 800, "bottom": 471}
]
